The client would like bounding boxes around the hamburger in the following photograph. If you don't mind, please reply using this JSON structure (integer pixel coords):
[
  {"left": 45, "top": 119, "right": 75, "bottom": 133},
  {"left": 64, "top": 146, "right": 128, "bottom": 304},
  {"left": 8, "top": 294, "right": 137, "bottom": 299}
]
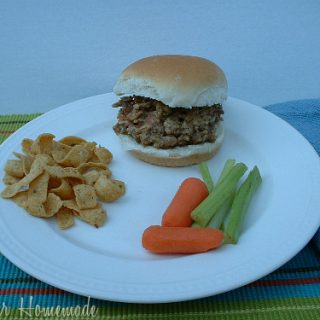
[{"left": 112, "top": 55, "right": 227, "bottom": 167}]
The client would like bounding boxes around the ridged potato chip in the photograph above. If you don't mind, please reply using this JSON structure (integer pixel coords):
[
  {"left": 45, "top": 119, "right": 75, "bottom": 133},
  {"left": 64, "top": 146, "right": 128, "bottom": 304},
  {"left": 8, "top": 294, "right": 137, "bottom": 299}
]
[
  {"left": 83, "top": 142, "right": 97, "bottom": 152},
  {"left": 1, "top": 156, "right": 45, "bottom": 198},
  {"left": 3, "top": 173, "right": 20, "bottom": 185},
  {"left": 94, "top": 175, "right": 125, "bottom": 202},
  {"left": 26, "top": 202, "right": 47, "bottom": 217},
  {"left": 56, "top": 207, "right": 74, "bottom": 229},
  {"left": 5, "top": 160, "right": 24, "bottom": 178},
  {"left": 27, "top": 172, "right": 49, "bottom": 204},
  {"left": 58, "top": 145, "right": 92, "bottom": 167},
  {"left": 30, "top": 133, "right": 55, "bottom": 155},
  {"left": 76, "top": 205, "right": 107, "bottom": 228},
  {"left": 22, "top": 156, "right": 34, "bottom": 175},
  {"left": 44, "top": 165, "right": 84, "bottom": 182},
  {"left": 51, "top": 140, "right": 72, "bottom": 162},
  {"left": 77, "top": 162, "right": 108, "bottom": 174},
  {"left": 44, "top": 193, "right": 63, "bottom": 217},
  {"left": 94, "top": 147, "right": 113, "bottom": 164},
  {"left": 59, "top": 136, "right": 86, "bottom": 146},
  {"left": 88, "top": 153, "right": 100, "bottom": 163},
  {"left": 49, "top": 178, "right": 73, "bottom": 200},
  {"left": 1, "top": 133, "right": 124, "bottom": 230},
  {"left": 11, "top": 191, "right": 28, "bottom": 208},
  {"left": 21, "top": 138, "right": 33, "bottom": 155},
  {"left": 13, "top": 152, "right": 33, "bottom": 175},
  {"left": 83, "top": 170, "right": 112, "bottom": 186},
  {"left": 26, "top": 193, "right": 62, "bottom": 218},
  {"left": 73, "top": 184, "right": 97, "bottom": 209},
  {"left": 62, "top": 199, "right": 79, "bottom": 211},
  {"left": 48, "top": 177, "right": 61, "bottom": 189}
]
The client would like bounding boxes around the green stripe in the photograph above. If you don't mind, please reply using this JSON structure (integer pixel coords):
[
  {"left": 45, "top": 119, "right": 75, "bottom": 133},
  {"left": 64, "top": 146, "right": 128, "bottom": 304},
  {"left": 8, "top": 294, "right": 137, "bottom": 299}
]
[
  {"left": 0, "top": 114, "right": 41, "bottom": 121},
  {"left": 97, "top": 297, "right": 320, "bottom": 320},
  {"left": 0, "top": 277, "right": 35, "bottom": 284},
  {"left": 0, "top": 114, "right": 41, "bottom": 143},
  {"left": 1, "top": 297, "right": 319, "bottom": 320},
  {"left": 0, "top": 120, "right": 30, "bottom": 125}
]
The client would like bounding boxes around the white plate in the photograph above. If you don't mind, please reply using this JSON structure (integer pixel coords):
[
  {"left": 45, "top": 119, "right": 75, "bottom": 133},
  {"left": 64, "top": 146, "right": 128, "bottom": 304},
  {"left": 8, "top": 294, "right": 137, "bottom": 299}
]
[{"left": 0, "top": 93, "right": 319, "bottom": 303}]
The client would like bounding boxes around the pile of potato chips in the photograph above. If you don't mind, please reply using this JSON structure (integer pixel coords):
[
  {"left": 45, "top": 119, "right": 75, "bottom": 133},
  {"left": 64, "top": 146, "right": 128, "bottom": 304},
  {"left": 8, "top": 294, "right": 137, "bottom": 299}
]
[{"left": 1, "top": 134, "right": 125, "bottom": 229}]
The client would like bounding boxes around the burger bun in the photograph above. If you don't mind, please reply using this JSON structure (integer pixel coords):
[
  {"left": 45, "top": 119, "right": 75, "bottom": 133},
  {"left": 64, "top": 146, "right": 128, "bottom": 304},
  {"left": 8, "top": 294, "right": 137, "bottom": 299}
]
[{"left": 118, "top": 124, "right": 224, "bottom": 167}]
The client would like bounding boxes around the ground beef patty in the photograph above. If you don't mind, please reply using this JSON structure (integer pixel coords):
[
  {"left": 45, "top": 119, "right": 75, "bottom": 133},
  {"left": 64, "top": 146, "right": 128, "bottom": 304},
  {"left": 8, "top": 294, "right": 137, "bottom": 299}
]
[{"left": 113, "top": 96, "right": 224, "bottom": 149}]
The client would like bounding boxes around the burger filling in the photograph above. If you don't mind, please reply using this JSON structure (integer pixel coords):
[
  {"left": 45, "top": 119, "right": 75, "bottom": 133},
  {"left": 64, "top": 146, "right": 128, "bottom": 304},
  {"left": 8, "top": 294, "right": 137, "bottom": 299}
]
[{"left": 113, "top": 96, "right": 223, "bottom": 149}]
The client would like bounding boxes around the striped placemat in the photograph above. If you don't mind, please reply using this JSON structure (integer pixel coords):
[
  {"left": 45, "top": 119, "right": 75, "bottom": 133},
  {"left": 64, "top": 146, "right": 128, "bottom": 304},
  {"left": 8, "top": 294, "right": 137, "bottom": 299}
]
[{"left": 0, "top": 112, "right": 320, "bottom": 320}]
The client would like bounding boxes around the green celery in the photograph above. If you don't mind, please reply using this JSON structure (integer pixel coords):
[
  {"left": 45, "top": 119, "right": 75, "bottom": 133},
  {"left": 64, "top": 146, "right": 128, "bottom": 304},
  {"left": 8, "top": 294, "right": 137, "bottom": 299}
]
[
  {"left": 224, "top": 166, "right": 262, "bottom": 244},
  {"left": 216, "top": 159, "right": 236, "bottom": 185},
  {"left": 191, "top": 163, "right": 247, "bottom": 227},
  {"left": 208, "top": 192, "right": 235, "bottom": 229},
  {"left": 191, "top": 222, "right": 202, "bottom": 228},
  {"left": 198, "top": 162, "right": 214, "bottom": 193}
]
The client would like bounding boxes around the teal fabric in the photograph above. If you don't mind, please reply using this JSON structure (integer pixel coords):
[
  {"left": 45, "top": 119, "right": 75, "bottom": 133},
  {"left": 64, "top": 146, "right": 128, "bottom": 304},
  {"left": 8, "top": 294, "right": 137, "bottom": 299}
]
[{"left": 265, "top": 99, "right": 320, "bottom": 249}]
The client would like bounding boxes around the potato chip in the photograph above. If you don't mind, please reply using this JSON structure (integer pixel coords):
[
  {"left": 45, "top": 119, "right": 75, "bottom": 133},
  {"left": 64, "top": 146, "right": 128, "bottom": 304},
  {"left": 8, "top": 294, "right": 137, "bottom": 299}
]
[
  {"left": 30, "top": 133, "right": 55, "bottom": 155},
  {"left": 3, "top": 173, "right": 20, "bottom": 185},
  {"left": 56, "top": 207, "right": 74, "bottom": 229},
  {"left": 77, "top": 162, "right": 108, "bottom": 174},
  {"left": 21, "top": 138, "right": 33, "bottom": 155},
  {"left": 83, "top": 142, "right": 97, "bottom": 152},
  {"left": 44, "top": 165, "right": 84, "bottom": 182},
  {"left": 44, "top": 193, "right": 63, "bottom": 217},
  {"left": 25, "top": 193, "right": 62, "bottom": 218},
  {"left": 58, "top": 145, "right": 92, "bottom": 167},
  {"left": 49, "top": 178, "right": 73, "bottom": 200},
  {"left": 1, "top": 156, "right": 45, "bottom": 198},
  {"left": 26, "top": 202, "right": 47, "bottom": 217},
  {"left": 13, "top": 152, "right": 34, "bottom": 175},
  {"left": 48, "top": 177, "right": 61, "bottom": 189},
  {"left": 88, "top": 153, "right": 100, "bottom": 163},
  {"left": 94, "top": 147, "right": 113, "bottom": 164},
  {"left": 94, "top": 175, "right": 125, "bottom": 202},
  {"left": 77, "top": 205, "right": 107, "bottom": 228},
  {"left": 13, "top": 152, "right": 24, "bottom": 159},
  {"left": 27, "top": 171, "right": 49, "bottom": 204},
  {"left": 83, "top": 170, "right": 112, "bottom": 186},
  {"left": 1, "top": 133, "right": 125, "bottom": 231},
  {"left": 62, "top": 199, "right": 79, "bottom": 212},
  {"left": 51, "top": 140, "right": 72, "bottom": 162},
  {"left": 5, "top": 160, "right": 24, "bottom": 178},
  {"left": 22, "top": 156, "right": 34, "bottom": 175},
  {"left": 73, "top": 184, "right": 97, "bottom": 209},
  {"left": 67, "top": 177, "right": 82, "bottom": 187},
  {"left": 51, "top": 150, "right": 67, "bottom": 163},
  {"left": 59, "top": 136, "right": 86, "bottom": 146},
  {"left": 83, "top": 170, "right": 101, "bottom": 186},
  {"left": 11, "top": 191, "right": 28, "bottom": 208}
]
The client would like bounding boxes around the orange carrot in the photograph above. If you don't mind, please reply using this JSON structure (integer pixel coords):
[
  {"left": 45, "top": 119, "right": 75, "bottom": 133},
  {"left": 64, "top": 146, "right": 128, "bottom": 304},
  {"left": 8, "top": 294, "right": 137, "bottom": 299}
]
[
  {"left": 161, "top": 177, "right": 208, "bottom": 227},
  {"left": 142, "top": 225, "right": 224, "bottom": 254}
]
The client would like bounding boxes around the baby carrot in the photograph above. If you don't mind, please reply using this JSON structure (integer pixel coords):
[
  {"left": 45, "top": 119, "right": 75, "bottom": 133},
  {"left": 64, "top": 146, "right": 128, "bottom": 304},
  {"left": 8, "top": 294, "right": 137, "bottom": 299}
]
[
  {"left": 142, "top": 225, "right": 224, "bottom": 254},
  {"left": 161, "top": 177, "right": 208, "bottom": 227}
]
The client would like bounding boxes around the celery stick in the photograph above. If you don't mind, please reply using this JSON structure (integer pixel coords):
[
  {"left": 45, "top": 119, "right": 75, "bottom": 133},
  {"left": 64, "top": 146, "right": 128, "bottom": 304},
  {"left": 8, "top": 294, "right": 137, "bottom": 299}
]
[
  {"left": 198, "top": 162, "right": 214, "bottom": 192},
  {"left": 208, "top": 192, "right": 234, "bottom": 229},
  {"left": 192, "top": 222, "right": 202, "bottom": 228},
  {"left": 216, "top": 159, "right": 236, "bottom": 186},
  {"left": 224, "top": 166, "right": 262, "bottom": 244},
  {"left": 191, "top": 163, "right": 247, "bottom": 227}
]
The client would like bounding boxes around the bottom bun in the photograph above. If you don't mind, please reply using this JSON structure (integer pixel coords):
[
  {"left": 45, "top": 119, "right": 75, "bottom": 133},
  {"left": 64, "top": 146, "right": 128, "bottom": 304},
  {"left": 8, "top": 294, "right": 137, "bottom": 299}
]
[{"left": 118, "top": 124, "right": 224, "bottom": 167}]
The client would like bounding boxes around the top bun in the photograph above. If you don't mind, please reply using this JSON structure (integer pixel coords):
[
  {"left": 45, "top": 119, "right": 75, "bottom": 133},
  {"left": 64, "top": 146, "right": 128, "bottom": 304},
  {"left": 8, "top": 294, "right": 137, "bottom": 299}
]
[{"left": 113, "top": 55, "right": 227, "bottom": 108}]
